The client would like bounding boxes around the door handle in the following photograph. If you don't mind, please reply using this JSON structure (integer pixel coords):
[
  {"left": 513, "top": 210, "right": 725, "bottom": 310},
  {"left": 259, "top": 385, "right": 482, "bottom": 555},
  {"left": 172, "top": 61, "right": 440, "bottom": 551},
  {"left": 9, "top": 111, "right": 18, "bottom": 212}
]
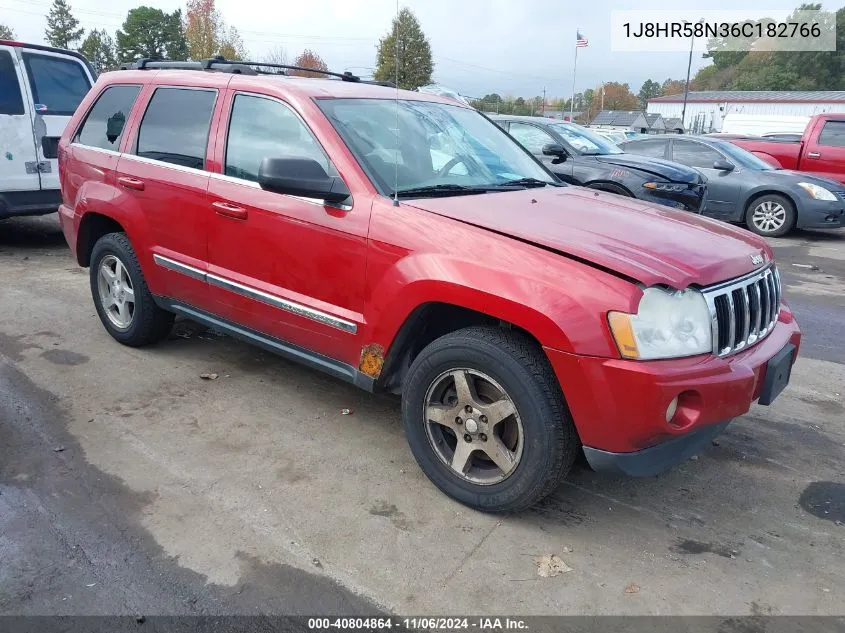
[
  {"left": 117, "top": 176, "right": 145, "bottom": 191},
  {"left": 212, "top": 201, "right": 248, "bottom": 220},
  {"left": 807, "top": 152, "right": 821, "bottom": 158}
]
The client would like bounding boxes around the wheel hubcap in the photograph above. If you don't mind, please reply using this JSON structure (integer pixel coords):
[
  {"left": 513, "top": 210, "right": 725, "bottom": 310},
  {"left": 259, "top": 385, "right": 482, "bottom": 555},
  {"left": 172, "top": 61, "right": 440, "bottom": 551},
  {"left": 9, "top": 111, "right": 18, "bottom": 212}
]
[
  {"left": 423, "top": 368, "right": 524, "bottom": 485},
  {"left": 97, "top": 254, "right": 135, "bottom": 330},
  {"left": 752, "top": 201, "right": 786, "bottom": 233}
]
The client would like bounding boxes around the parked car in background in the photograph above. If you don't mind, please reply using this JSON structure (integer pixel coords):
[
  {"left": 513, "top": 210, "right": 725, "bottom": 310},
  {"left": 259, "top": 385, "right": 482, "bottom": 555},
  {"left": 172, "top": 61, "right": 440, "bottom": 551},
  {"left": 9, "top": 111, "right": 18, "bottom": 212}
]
[
  {"left": 621, "top": 135, "right": 845, "bottom": 237},
  {"left": 493, "top": 115, "right": 706, "bottom": 212},
  {"left": 596, "top": 130, "right": 627, "bottom": 145},
  {"left": 723, "top": 114, "right": 845, "bottom": 185},
  {"left": 59, "top": 59, "right": 799, "bottom": 512},
  {"left": 0, "top": 40, "right": 95, "bottom": 218}
]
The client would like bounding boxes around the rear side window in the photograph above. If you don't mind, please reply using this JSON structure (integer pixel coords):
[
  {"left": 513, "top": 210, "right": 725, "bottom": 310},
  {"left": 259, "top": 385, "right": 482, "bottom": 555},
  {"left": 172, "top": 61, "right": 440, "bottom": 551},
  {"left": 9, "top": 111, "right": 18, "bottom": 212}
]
[
  {"left": 0, "top": 50, "right": 24, "bottom": 115},
  {"left": 22, "top": 53, "right": 91, "bottom": 116},
  {"left": 136, "top": 88, "right": 216, "bottom": 170},
  {"left": 75, "top": 85, "right": 141, "bottom": 151},
  {"left": 818, "top": 120, "right": 845, "bottom": 148},
  {"left": 624, "top": 139, "right": 668, "bottom": 158}
]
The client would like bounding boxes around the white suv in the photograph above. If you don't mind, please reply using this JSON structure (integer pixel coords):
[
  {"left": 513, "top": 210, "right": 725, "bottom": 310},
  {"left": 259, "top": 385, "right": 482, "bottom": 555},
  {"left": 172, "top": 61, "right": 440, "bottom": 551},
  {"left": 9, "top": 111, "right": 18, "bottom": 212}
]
[{"left": 0, "top": 40, "right": 94, "bottom": 218}]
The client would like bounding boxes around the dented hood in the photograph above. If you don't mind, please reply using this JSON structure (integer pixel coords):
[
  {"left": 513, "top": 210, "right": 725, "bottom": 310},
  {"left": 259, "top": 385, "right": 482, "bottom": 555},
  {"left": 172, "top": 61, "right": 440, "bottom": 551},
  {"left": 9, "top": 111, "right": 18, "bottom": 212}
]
[{"left": 405, "top": 186, "right": 772, "bottom": 288}]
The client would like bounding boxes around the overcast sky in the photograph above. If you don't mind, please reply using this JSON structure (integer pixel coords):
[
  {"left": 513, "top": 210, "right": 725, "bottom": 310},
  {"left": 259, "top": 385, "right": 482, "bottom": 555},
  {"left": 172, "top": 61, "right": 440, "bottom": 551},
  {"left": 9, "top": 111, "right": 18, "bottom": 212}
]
[{"left": 4, "top": 0, "right": 841, "bottom": 98}]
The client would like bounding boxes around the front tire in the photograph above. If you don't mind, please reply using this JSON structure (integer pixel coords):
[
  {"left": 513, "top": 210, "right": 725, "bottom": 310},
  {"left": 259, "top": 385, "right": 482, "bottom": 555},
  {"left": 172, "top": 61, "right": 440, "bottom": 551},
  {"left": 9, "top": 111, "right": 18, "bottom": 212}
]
[
  {"left": 401, "top": 327, "right": 579, "bottom": 513},
  {"left": 745, "top": 194, "right": 795, "bottom": 237},
  {"left": 89, "top": 232, "right": 174, "bottom": 346}
]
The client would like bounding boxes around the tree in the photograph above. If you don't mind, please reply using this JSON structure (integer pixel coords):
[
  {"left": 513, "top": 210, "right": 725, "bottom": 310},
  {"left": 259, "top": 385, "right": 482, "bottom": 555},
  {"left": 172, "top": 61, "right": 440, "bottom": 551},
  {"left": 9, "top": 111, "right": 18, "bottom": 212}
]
[
  {"left": 637, "top": 79, "right": 661, "bottom": 109},
  {"left": 290, "top": 49, "right": 328, "bottom": 77},
  {"left": 79, "top": 29, "right": 118, "bottom": 72},
  {"left": 600, "top": 82, "right": 638, "bottom": 110},
  {"left": 660, "top": 78, "right": 686, "bottom": 96},
  {"left": 374, "top": 7, "right": 433, "bottom": 90},
  {"left": 183, "top": 0, "right": 247, "bottom": 61},
  {"left": 116, "top": 7, "right": 187, "bottom": 63},
  {"left": 44, "top": 0, "right": 84, "bottom": 49},
  {"left": 0, "top": 23, "right": 15, "bottom": 39}
]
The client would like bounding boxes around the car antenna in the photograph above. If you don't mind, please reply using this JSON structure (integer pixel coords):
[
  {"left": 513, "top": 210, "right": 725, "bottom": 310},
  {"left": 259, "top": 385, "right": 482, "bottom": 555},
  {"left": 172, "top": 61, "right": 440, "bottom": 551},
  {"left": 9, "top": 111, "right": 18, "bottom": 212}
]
[{"left": 392, "top": 0, "right": 400, "bottom": 207}]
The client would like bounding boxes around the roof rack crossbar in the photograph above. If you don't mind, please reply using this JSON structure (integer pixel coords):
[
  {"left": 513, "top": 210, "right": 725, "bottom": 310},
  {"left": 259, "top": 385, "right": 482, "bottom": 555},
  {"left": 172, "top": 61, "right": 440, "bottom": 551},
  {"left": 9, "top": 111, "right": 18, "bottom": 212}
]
[{"left": 119, "top": 56, "right": 396, "bottom": 87}]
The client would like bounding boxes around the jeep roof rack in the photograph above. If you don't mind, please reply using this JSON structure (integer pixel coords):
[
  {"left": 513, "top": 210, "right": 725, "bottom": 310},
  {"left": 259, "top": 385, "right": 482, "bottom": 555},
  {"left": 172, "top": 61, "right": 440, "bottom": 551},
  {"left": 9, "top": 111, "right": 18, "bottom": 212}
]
[{"left": 119, "top": 56, "right": 396, "bottom": 87}]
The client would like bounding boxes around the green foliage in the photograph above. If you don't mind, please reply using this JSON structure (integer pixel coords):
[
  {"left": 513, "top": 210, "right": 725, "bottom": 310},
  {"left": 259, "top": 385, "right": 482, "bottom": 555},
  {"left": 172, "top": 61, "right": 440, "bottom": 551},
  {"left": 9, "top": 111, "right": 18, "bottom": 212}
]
[
  {"left": 45, "top": 0, "right": 84, "bottom": 49},
  {"left": 694, "top": 5, "right": 843, "bottom": 91},
  {"left": 0, "top": 23, "right": 15, "bottom": 39},
  {"left": 637, "top": 79, "right": 661, "bottom": 108},
  {"left": 116, "top": 6, "right": 187, "bottom": 63},
  {"left": 79, "top": 29, "right": 118, "bottom": 72},
  {"left": 374, "top": 8, "right": 433, "bottom": 90}
]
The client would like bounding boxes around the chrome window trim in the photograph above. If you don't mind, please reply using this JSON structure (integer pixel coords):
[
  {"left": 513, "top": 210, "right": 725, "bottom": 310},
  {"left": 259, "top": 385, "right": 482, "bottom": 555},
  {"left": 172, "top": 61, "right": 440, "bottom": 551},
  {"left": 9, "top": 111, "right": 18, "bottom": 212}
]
[
  {"left": 70, "top": 143, "right": 122, "bottom": 157},
  {"left": 152, "top": 254, "right": 357, "bottom": 334},
  {"left": 121, "top": 152, "right": 207, "bottom": 176}
]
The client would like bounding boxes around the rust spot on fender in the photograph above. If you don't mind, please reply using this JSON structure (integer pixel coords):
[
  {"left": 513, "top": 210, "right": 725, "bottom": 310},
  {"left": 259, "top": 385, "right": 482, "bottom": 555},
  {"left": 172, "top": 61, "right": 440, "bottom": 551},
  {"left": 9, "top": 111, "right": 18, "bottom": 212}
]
[{"left": 359, "top": 343, "right": 385, "bottom": 378}]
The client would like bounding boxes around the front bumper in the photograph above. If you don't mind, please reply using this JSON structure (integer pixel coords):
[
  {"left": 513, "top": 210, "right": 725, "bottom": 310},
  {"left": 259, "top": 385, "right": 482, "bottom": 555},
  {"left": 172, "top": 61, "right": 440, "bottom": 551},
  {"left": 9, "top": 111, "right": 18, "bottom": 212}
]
[
  {"left": 795, "top": 196, "right": 845, "bottom": 229},
  {"left": 544, "top": 307, "right": 801, "bottom": 474}
]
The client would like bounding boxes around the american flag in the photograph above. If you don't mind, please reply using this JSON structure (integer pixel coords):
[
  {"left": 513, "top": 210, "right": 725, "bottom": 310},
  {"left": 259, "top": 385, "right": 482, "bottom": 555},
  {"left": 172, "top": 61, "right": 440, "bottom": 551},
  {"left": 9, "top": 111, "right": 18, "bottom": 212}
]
[{"left": 576, "top": 30, "right": 589, "bottom": 47}]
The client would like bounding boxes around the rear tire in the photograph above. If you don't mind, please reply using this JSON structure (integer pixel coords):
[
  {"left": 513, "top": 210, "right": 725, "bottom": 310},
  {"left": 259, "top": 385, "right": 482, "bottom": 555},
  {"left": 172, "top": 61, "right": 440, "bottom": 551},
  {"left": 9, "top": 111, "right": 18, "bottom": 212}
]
[
  {"left": 745, "top": 194, "right": 795, "bottom": 237},
  {"left": 89, "top": 232, "right": 174, "bottom": 346},
  {"left": 401, "top": 326, "right": 579, "bottom": 513}
]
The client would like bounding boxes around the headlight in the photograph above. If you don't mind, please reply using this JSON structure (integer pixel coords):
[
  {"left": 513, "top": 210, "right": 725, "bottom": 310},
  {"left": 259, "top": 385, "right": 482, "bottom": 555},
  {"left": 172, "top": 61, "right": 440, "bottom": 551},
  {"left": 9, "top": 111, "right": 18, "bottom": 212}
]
[
  {"left": 643, "top": 182, "right": 688, "bottom": 193},
  {"left": 608, "top": 287, "right": 712, "bottom": 360},
  {"left": 797, "top": 182, "right": 837, "bottom": 201}
]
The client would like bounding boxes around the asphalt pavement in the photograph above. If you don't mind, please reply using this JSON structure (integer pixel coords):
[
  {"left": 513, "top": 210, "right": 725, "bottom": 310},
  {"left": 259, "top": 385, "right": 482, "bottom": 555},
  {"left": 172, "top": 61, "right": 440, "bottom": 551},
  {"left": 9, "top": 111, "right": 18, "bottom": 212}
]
[{"left": 1, "top": 214, "right": 843, "bottom": 617}]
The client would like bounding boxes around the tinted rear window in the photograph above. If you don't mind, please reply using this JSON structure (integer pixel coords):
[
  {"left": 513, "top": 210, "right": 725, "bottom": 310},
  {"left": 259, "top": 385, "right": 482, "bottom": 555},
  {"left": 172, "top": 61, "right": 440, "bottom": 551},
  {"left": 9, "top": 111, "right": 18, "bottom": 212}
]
[
  {"left": 818, "top": 120, "right": 845, "bottom": 147},
  {"left": 0, "top": 50, "right": 24, "bottom": 115},
  {"left": 75, "top": 85, "right": 141, "bottom": 151},
  {"left": 136, "top": 88, "right": 216, "bottom": 170},
  {"left": 22, "top": 52, "right": 91, "bottom": 116}
]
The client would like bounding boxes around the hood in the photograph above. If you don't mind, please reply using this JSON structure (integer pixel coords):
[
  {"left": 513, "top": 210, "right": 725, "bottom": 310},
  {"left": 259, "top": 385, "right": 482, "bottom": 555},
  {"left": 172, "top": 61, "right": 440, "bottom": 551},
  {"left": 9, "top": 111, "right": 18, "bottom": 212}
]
[
  {"left": 763, "top": 169, "right": 843, "bottom": 190},
  {"left": 593, "top": 153, "right": 702, "bottom": 184},
  {"left": 405, "top": 186, "right": 772, "bottom": 288}
]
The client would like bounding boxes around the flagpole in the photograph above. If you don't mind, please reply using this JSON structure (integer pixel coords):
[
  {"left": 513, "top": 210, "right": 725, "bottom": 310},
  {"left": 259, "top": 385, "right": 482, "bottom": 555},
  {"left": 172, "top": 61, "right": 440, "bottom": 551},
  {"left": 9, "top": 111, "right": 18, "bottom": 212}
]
[{"left": 570, "top": 37, "right": 578, "bottom": 122}]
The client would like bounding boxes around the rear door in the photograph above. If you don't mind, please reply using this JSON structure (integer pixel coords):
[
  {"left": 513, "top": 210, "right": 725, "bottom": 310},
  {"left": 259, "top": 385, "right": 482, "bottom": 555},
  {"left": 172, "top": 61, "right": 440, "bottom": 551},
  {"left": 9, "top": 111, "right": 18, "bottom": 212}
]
[
  {"left": 0, "top": 46, "right": 39, "bottom": 195},
  {"left": 18, "top": 47, "right": 93, "bottom": 191},
  {"left": 804, "top": 118, "right": 845, "bottom": 184}
]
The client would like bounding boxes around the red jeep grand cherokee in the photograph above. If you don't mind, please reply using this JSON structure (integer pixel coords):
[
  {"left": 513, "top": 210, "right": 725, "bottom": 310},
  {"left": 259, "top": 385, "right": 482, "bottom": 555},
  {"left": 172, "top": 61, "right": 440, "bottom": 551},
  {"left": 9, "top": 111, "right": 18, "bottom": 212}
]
[{"left": 58, "top": 59, "right": 801, "bottom": 512}]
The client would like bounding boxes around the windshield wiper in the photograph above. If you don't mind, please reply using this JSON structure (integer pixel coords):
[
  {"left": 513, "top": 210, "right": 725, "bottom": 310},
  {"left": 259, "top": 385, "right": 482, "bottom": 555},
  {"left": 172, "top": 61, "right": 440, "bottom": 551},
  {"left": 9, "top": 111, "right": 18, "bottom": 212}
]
[
  {"left": 390, "top": 184, "right": 489, "bottom": 198},
  {"left": 492, "top": 177, "right": 559, "bottom": 188}
]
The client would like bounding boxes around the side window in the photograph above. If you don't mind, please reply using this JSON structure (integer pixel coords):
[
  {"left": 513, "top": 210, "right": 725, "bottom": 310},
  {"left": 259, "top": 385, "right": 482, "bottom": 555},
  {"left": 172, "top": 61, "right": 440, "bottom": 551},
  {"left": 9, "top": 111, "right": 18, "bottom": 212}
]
[
  {"left": 624, "top": 140, "right": 668, "bottom": 158},
  {"left": 0, "top": 51, "right": 24, "bottom": 115},
  {"left": 225, "top": 93, "right": 335, "bottom": 182},
  {"left": 22, "top": 53, "right": 91, "bottom": 116},
  {"left": 817, "top": 120, "right": 845, "bottom": 147},
  {"left": 671, "top": 140, "right": 725, "bottom": 169},
  {"left": 136, "top": 88, "right": 216, "bottom": 170},
  {"left": 508, "top": 123, "right": 555, "bottom": 154},
  {"left": 74, "top": 85, "right": 141, "bottom": 151}
]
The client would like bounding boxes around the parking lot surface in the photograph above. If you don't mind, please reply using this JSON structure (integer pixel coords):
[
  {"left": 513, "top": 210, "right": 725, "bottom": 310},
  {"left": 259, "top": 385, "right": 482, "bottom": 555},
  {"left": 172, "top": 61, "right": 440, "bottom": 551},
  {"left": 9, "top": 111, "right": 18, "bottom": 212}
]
[{"left": 1, "top": 215, "right": 843, "bottom": 616}]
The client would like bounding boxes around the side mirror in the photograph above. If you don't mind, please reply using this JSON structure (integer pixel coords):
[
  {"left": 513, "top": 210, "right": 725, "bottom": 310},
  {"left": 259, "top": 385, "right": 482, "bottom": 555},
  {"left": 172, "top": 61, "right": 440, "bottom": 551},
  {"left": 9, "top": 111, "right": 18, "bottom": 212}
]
[
  {"left": 713, "top": 159, "right": 735, "bottom": 172},
  {"left": 542, "top": 143, "right": 568, "bottom": 162},
  {"left": 258, "top": 158, "right": 350, "bottom": 203}
]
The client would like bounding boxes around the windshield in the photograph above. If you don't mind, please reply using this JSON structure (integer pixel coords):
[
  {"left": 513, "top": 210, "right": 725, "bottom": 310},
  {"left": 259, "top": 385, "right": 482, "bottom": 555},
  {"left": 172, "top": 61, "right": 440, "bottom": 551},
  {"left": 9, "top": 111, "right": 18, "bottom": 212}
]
[
  {"left": 715, "top": 140, "right": 775, "bottom": 171},
  {"left": 317, "top": 98, "right": 557, "bottom": 195},
  {"left": 547, "top": 122, "right": 623, "bottom": 155}
]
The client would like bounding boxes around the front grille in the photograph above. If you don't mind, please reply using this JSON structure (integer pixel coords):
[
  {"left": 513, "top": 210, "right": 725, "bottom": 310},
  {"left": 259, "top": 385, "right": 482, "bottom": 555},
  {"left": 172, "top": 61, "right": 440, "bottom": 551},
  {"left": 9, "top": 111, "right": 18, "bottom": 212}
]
[{"left": 702, "top": 266, "right": 781, "bottom": 357}]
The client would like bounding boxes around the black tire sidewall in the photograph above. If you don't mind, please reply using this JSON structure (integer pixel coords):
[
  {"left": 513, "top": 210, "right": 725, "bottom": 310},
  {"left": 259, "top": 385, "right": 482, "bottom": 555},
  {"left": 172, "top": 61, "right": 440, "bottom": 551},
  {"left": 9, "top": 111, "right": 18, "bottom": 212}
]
[
  {"left": 746, "top": 194, "right": 795, "bottom": 237},
  {"left": 402, "top": 334, "right": 569, "bottom": 512},
  {"left": 89, "top": 234, "right": 154, "bottom": 345}
]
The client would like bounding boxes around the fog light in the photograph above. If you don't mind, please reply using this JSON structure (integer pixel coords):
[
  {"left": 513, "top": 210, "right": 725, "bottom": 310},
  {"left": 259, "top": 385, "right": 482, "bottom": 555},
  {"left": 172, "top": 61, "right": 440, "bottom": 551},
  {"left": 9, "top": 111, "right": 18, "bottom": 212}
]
[{"left": 665, "top": 397, "right": 679, "bottom": 423}]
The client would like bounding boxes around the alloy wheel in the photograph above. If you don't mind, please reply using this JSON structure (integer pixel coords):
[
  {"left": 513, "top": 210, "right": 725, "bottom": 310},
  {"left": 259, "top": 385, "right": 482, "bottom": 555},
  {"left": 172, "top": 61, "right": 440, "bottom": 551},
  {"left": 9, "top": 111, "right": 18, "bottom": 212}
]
[
  {"left": 751, "top": 201, "right": 787, "bottom": 233},
  {"left": 97, "top": 254, "right": 135, "bottom": 330}
]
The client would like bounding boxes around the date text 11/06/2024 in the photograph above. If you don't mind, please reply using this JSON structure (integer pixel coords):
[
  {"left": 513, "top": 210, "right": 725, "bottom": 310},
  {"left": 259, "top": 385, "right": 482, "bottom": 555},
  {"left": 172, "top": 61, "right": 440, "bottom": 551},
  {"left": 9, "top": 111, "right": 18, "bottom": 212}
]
[{"left": 307, "top": 617, "right": 530, "bottom": 631}]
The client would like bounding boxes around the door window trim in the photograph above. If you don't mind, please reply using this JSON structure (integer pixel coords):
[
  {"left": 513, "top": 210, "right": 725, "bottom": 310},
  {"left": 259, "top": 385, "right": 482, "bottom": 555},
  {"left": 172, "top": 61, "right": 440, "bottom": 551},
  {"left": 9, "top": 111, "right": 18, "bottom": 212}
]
[{"left": 130, "top": 85, "right": 219, "bottom": 170}]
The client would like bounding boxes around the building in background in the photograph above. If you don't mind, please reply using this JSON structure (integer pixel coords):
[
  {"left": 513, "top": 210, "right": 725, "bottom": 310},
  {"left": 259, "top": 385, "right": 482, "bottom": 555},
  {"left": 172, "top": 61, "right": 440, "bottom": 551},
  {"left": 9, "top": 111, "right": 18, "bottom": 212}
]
[
  {"left": 647, "top": 91, "right": 845, "bottom": 134},
  {"left": 590, "top": 110, "right": 649, "bottom": 132}
]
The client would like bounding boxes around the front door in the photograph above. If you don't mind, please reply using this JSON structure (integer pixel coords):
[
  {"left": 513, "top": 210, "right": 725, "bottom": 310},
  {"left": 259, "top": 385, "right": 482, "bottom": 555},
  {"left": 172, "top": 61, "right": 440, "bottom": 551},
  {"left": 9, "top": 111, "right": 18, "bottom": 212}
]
[
  {"left": 206, "top": 91, "right": 370, "bottom": 363},
  {"left": 804, "top": 119, "right": 845, "bottom": 184},
  {"left": 116, "top": 86, "right": 218, "bottom": 308},
  {"left": 671, "top": 139, "right": 744, "bottom": 220},
  {"left": 17, "top": 47, "right": 93, "bottom": 191}
]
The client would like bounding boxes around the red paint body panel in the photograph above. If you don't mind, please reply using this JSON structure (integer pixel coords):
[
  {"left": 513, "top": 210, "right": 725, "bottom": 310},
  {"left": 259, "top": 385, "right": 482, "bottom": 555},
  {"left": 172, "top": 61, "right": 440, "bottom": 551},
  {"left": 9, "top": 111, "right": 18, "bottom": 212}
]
[
  {"left": 58, "top": 69, "right": 802, "bottom": 460},
  {"left": 727, "top": 114, "right": 845, "bottom": 184}
]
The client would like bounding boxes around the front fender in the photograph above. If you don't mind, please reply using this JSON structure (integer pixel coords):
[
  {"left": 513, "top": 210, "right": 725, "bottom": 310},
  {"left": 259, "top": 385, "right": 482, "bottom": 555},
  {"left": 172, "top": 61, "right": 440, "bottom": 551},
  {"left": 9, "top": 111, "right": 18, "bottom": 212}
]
[{"left": 361, "top": 250, "right": 637, "bottom": 358}]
